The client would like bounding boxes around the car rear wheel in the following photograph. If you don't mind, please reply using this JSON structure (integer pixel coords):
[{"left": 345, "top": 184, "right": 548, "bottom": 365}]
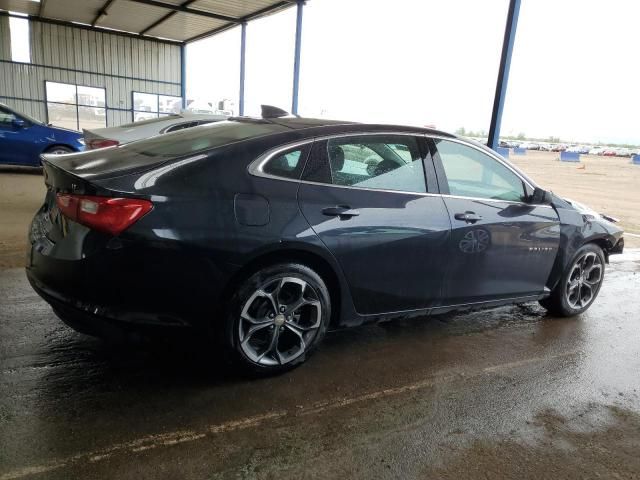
[
  {"left": 225, "top": 263, "right": 331, "bottom": 375},
  {"left": 45, "top": 146, "right": 73, "bottom": 155},
  {"left": 539, "top": 243, "right": 605, "bottom": 316}
]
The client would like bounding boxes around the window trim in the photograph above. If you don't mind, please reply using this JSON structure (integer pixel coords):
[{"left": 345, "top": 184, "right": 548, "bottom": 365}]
[
  {"left": 249, "top": 132, "right": 435, "bottom": 195},
  {"left": 248, "top": 132, "right": 552, "bottom": 207}
]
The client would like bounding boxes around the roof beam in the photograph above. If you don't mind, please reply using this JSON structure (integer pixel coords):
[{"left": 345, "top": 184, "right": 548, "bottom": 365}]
[
  {"left": 185, "top": 0, "right": 292, "bottom": 43},
  {"left": 139, "top": 0, "right": 194, "bottom": 35},
  {"left": 92, "top": 0, "right": 116, "bottom": 27},
  {"left": 0, "top": 10, "right": 184, "bottom": 46},
  {"left": 127, "top": 0, "right": 240, "bottom": 23}
]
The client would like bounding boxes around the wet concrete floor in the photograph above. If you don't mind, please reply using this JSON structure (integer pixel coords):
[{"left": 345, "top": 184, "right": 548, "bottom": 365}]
[{"left": 1, "top": 251, "right": 639, "bottom": 479}]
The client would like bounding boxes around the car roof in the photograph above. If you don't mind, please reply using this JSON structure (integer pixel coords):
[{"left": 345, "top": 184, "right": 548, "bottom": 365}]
[{"left": 232, "top": 115, "right": 456, "bottom": 139}]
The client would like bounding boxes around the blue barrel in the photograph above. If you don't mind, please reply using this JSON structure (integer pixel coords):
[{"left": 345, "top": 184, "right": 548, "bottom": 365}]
[
  {"left": 560, "top": 151, "right": 580, "bottom": 162},
  {"left": 513, "top": 147, "right": 527, "bottom": 155},
  {"left": 632, "top": 155, "right": 640, "bottom": 165},
  {"left": 496, "top": 147, "right": 510, "bottom": 158}
]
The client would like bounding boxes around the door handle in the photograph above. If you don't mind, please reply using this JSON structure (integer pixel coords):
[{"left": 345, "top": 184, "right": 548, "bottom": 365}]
[
  {"left": 454, "top": 211, "right": 482, "bottom": 223},
  {"left": 322, "top": 205, "right": 360, "bottom": 219}
]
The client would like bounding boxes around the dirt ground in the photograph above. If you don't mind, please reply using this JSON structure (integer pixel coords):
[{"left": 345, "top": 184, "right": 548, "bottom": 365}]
[{"left": 0, "top": 151, "right": 638, "bottom": 269}]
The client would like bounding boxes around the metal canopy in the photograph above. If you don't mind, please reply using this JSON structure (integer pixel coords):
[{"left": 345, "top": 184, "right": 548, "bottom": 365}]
[{"left": 0, "top": 0, "right": 296, "bottom": 43}]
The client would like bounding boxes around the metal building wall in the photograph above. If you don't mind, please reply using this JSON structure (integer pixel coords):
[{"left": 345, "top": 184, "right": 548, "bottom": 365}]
[{"left": 0, "top": 17, "right": 182, "bottom": 127}]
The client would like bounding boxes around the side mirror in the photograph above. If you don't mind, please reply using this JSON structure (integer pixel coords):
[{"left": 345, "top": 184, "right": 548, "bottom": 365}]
[
  {"left": 12, "top": 118, "right": 27, "bottom": 129},
  {"left": 530, "top": 187, "right": 553, "bottom": 205}
]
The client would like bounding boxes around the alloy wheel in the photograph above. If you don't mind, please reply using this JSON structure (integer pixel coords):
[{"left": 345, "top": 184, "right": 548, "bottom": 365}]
[
  {"left": 238, "top": 277, "right": 322, "bottom": 366},
  {"left": 47, "top": 148, "right": 71, "bottom": 155},
  {"left": 565, "top": 251, "right": 603, "bottom": 309}
]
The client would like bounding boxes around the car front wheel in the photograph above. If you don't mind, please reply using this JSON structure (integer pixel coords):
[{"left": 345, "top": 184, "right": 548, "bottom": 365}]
[
  {"left": 225, "top": 263, "right": 331, "bottom": 375},
  {"left": 539, "top": 243, "right": 605, "bottom": 316}
]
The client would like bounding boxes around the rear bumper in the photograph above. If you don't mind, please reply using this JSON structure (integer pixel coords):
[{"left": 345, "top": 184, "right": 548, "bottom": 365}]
[{"left": 27, "top": 268, "right": 191, "bottom": 340}]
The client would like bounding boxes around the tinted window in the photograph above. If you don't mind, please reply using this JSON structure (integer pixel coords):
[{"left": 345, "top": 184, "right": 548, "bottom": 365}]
[
  {"left": 436, "top": 140, "right": 526, "bottom": 202},
  {"left": 122, "top": 120, "right": 289, "bottom": 158},
  {"left": 318, "top": 135, "right": 426, "bottom": 193},
  {"left": 263, "top": 147, "right": 308, "bottom": 180},
  {"left": 164, "top": 122, "right": 197, "bottom": 133},
  {"left": 0, "top": 107, "right": 17, "bottom": 126}
]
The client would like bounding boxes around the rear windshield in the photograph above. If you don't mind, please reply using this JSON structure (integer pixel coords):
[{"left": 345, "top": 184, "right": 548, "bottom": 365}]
[
  {"left": 123, "top": 120, "right": 288, "bottom": 158},
  {"left": 118, "top": 115, "right": 181, "bottom": 127},
  {"left": 47, "top": 120, "right": 290, "bottom": 178}
]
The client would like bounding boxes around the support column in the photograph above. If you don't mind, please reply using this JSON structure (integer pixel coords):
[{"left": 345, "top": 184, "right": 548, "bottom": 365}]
[
  {"left": 180, "top": 44, "right": 187, "bottom": 109},
  {"left": 239, "top": 21, "right": 247, "bottom": 116},
  {"left": 291, "top": 0, "right": 304, "bottom": 115},
  {"left": 487, "top": 0, "right": 521, "bottom": 150}
]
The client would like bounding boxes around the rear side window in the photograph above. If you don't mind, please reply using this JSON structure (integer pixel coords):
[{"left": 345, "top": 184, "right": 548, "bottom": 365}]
[
  {"left": 262, "top": 146, "right": 310, "bottom": 180},
  {"left": 303, "top": 135, "right": 426, "bottom": 193}
]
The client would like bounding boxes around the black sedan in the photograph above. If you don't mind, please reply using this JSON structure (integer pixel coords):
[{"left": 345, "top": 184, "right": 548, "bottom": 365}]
[{"left": 26, "top": 111, "right": 624, "bottom": 374}]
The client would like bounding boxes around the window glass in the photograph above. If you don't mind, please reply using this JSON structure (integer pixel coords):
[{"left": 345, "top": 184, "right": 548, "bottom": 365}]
[
  {"left": 47, "top": 103, "right": 77, "bottom": 130},
  {"left": 324, "top": 135, "right": 426, "bottom": 193},
  {"left": 165, "top": 122, "right": 196, "bottom": 133},
  {"left": 133, "top": 92, "right": 157, "bottom": 113},
  {"left": 436, "top": 139, "right": 526, "bottom": 202},
  {"left": 123, "top": 120, "right": 289, "bottom": 158},
  {"left": 46, "top": 82, "right": 76, "bottom": 104},
  {"left": 0, "top": 107, "right": 17, "bottom": 126},
  {"left": 46, "top": 82, "right": 106, "bottom": 131},
  {"left": 159, "top": 95, "right": 182, "bottom": 114},
  {"left": 78, "top": 106, "right": 106, "bottom": 130},
  {"left": 9, "top": 15, "right": 30, "bottom": 63},
  {"left": 263, "top": 148, "right": 306, "bottom": 179}
]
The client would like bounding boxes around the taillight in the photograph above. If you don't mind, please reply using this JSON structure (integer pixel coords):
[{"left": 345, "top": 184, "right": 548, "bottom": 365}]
[
  {"left": 87, "top": 138, "right": 119, "bottom": 150},
  {"left": 56, "top": 194, "right": 153, "bottom": 235}
]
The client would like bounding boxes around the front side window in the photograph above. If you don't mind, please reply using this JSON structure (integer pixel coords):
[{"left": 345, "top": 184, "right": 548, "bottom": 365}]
[
  {"left": 435, "top": 139, "right": 526, "bottom": 202},
  {"left": 303, "top": 135, "right": 426, "bottom": 194}
]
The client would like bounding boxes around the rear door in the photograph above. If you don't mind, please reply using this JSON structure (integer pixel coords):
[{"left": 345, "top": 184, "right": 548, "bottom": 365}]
[
  {"left": 429, "top": 137, "right": 560, "bottom": 306},
  {"left": 297, "top": 133, "right": 451, "bottom": 315}
]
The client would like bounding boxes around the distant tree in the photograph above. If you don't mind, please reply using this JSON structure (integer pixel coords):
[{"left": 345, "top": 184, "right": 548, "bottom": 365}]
[
  {"left": 455, "top": 127, "right": 466, "bottom": 136},
  {"left": 547, "top": 136, "right": 560, "bottom": 143},
  {"left": 516, "top": 132, "right": 526, "bottom": 140}
]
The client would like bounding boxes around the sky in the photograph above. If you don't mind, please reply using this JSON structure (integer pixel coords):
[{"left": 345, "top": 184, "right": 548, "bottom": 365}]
[{"left": 184, "top": 0, "right": 638, "bottom": 145}]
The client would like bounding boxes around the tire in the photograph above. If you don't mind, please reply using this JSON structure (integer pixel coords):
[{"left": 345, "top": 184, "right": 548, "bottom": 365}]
[
  {"left": 539, "top": 243, "right": 605, "bottom": 317},
  {"left": 45, "top": 146, "right": 73, "bottom": 155},
  {"left": 224, "top": 263, "right": 331, "bottom": 375}
]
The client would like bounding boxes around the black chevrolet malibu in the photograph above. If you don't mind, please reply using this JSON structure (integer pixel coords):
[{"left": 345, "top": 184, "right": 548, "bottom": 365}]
[{"left": 27, "top": 112, "right": 624, "bottom": 374}]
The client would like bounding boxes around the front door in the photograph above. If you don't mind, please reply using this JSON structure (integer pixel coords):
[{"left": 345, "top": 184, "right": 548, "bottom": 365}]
[
  {"left": 430, "top": 138, "right": 560, "bottom": 306},
  {"left": 297, "top": 133, "right": 451, "bottom": 315}
]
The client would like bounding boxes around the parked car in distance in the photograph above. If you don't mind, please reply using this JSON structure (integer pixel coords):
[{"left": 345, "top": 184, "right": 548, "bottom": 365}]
[
  {"left": 602, "top": 148, "right": 618, "bottom": 156},
  {"left": 27, "top": 110, "right": 624, "bottom": 375},
  {"left": 0, "top": 103, "right": 84, "bottom": 167},
  {"left": 588, "top": 147, "right": 606, "bottom": 155},
  {"left": 519, "top": 142, "right": 540, "bottom": 150},
  {"left": 83, "top": 112, "right": 229, "bottom": 149}
]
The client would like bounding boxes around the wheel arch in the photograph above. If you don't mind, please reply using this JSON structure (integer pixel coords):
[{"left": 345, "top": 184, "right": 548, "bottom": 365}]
[
  {"left": 222, "top": 245, "right": 350, "bottom": 327},
  {"left": 43, "top": 144, "right": 77, "bottom": 154}
]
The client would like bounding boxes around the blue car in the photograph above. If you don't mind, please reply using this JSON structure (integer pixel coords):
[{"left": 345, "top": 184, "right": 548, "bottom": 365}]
[{"left": 0, "top": 103, "right": 85, "bottom": 167}]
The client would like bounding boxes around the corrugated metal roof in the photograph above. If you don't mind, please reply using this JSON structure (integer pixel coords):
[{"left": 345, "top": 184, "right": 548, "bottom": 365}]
[{"left": 0, "top": 0, "right": 296, "bottom": 44}]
